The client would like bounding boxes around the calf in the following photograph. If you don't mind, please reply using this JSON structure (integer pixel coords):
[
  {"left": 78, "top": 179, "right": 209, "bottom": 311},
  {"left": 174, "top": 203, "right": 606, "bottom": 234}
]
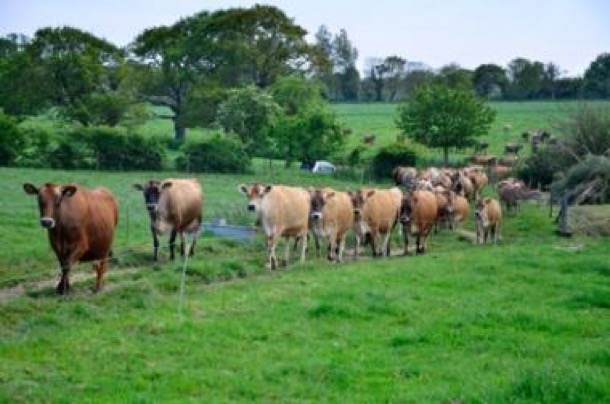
[
  {"left": 24, "top": 182, "right": 118, "bottom": 294},
  {"left": 239, "top": 184, "right": 309, "bottom": 269},
  {"left": 349, "top": 187, "right": 402, "bottom": 257},
  {"left": 309, "top": 188, "right": 354, "bottom": 262},
  {"left": 475, "top": 198, "right": 502, "bottom": 244},
  {"left": 134, "top": 179, "right": 204, "bottom": 261},
  {"left": 400, "top": 190, "right": 438, "bottom": 254}
]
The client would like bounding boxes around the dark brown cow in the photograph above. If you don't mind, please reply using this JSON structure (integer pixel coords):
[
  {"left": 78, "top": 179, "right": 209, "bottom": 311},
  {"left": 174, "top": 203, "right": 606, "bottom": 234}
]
[
  {"left": 134, "top": 179, "right": 204, "bottom": 261},
  {"left": 23, "top": 182, "right": 118, "bottom": 294},
  {"left": 362, "top": 134, "right": 377, "bottom": 145}
]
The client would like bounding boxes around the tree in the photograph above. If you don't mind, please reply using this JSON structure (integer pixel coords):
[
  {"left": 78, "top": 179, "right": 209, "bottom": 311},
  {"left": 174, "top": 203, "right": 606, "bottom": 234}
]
[
  {"left": 473, "top": 64, "right": 508, "bottom": 99},
  {"left": 311, "top": 25, "right": 335, "bottom": 99},
  {"left": 584, "top": 53, "right": 610, "bottom": 98},
  {"left": 396, "top": 84, "right": 496, "bottom": 165},
  {"left": 216, "top": 86, "right": 281, "bottom": 156},
  {"left": 435, "top": 64, "right": 473, "bottom": 91},
  {"left": 332, "top": 29, "right": 359, "bottom": 101},
  {"left": 25, "top": 27, "right": 129, "bottom": 126},
  {"left": 506, "top": 57, "right": 546, "bottom": 99},
  {"left": 131, "top": 5, "right": 314, "bottom": 141}
]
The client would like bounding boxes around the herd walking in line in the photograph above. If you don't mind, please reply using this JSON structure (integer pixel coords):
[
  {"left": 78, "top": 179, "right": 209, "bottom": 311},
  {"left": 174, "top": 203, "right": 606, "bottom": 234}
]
[{"left": 22, "top": 161, "right": 545, "bottom": 295}]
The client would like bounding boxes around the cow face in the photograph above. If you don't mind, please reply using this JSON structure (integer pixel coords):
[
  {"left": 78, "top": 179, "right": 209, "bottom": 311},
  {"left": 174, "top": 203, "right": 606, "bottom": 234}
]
[
  {"left": 445, "top": 192, "right": 456, "bottom": 215},
  {"left": 309, "top": 189, "right": 335, "bottom": 221},
  {"left": 23, "top": 183, "right": 77, "bottom": 229},
  {"left": 348, "top": 189, "right": 374, "bottom": 220},
  {"left": 238, "top": 183, "right": 271, "bottom": 213},
  {"left": 399, "top": 195, "right": 413, "bottom": 224},
  {"left": 134, "top": 181, "right": 163, "bottom": 218},
  {"left": 475, "top": 198, "right": 491, "bottom": 228}
]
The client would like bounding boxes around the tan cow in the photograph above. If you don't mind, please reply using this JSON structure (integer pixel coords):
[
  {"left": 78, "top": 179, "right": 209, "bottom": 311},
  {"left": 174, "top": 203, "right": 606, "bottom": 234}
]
[
  {"left": 489, "top": 164, "right": 513, "bottom": 182},
  {"left": 349, "top": 187, "right": 402, "bottom": 257},
  {"left": 452, "top": 170, "right": 474, "bottom": 201},
  {"left": 467, "top": 170, "right": 489, "bottom": 201},
  {"left": 24, "top": 182, "right": 118, "bottom": 294},
  {"left": 238, "top": 184, "right": 309, "bottom": 269},
  {"left": 445, "top": 191, "right": 469, "bottom": 230},
  {"left": 433, "top": 189, "right": 449, "bottom": 232},
  {"left": 475, "top": 197, "right": 502, "bottom": 244},
  {"left": 134, "top": 179, "right": 204, "bottom": 261},
  {"left": 400, "top": 190, "right": 438, "bottom": 254},
  {"left": 308, "top": 188, "right": 354, "bottom": 262}
]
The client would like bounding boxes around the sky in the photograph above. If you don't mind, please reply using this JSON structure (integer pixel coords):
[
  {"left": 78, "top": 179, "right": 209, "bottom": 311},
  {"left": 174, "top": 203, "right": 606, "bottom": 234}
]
[{"left": 1, "top": 0, "right": 609, "bottom": 77}]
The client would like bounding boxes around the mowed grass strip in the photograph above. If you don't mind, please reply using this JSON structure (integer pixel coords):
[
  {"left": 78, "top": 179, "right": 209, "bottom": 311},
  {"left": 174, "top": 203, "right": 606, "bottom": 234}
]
[{"left": 0, "top": 228, "right": 608, "bottom": 402}]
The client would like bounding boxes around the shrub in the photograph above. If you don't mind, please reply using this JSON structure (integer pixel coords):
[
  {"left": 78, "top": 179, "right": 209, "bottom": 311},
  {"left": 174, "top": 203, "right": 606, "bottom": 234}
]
[
  {"left": 370, "top": 142, "right": 418, "bottom": 180},
  {"left": 175, "top": 135, "right": 251, "bottom": 174},
  {"left": 516, "top": 149, "right": 576, "bottom": 189},
  {"left": 551, "top": 155, "right": 610, "bottom": 202},
  {"left": 80, "top": 127, "right": 165, "bottom": 170},
  {"left": 0, "top": 111, "right": 26, "bottom": 166}
]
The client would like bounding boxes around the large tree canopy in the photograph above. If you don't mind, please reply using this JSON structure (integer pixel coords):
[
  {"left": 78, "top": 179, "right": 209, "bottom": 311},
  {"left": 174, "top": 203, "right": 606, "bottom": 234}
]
[
  {"left": 584, "top": 53, "right": 610, "bottom": 98},
  {"left": 396, "top": 84, "right": 496, "bottom": 165}
]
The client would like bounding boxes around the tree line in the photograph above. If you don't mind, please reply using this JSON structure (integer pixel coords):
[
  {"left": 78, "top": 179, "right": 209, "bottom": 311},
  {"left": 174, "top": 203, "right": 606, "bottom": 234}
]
[{"left": 0, "top": 4, "right": 608, "bottom": 148}]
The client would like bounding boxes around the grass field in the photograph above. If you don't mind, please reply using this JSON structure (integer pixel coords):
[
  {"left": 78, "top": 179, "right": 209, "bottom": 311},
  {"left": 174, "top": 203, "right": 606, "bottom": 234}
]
[{"left": 2, "top": 102, "right": 610, "bottom": 402}]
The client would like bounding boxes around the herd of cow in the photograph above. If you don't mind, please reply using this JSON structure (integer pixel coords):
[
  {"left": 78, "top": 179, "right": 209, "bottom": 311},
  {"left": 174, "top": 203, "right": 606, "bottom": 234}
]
[{"left": 21, "top": 165, "right": 542, "bottom": 295}]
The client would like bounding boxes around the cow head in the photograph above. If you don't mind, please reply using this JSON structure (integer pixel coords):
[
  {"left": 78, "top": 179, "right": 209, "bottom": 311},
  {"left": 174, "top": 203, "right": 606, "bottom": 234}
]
[
  {"left": 133, "top": 180, "right": 169, "bottom": 219},
  {"left": 309, "top": 188, "right": 335, "bottom": 221},
  {"left": 23, "top": 183, "right": 77, "bottom": 229},
  {"left": 445, "top": 191, "right": 456, "bottom": 215},
  {"left": 238, "top": 183, "right": 272, "bottom": 213},
  {"left": 348, "top": 189, "right": 374, "bottom": 220},
  {"left": 475, "top": 198, "right": 491, "bottom": 228},
  {"left": 399, "top": 194, "right": 414, "bottom": 224}
]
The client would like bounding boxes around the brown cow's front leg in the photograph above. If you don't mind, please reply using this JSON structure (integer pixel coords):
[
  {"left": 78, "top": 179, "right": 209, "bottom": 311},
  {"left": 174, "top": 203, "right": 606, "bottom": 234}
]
[
  {"left": 57, "top": 261, "right": 70, "bottom": 295},
  {"left": 151, "top": 225, "right": 160, "bottom": 261},
  {"left": 179, "top": 232, "right": 186, "bottom": 257},
  {"left": 402, "top": 226, "right": 410, "bottom": 256},
  {"left": 169, "top": 229, "right": 178, "bottom": 260}
]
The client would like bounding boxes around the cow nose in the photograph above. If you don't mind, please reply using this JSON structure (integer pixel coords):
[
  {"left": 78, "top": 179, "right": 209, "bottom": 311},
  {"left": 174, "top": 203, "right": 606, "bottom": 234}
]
[
  {"left": 475, "top": 211, "right": 480, "bottom": 218},
  {"left": 247, "top": 204, "right": 256, "bottom": 212},
  {"left": 146, "top": 203, "right": 157, "bottom": 212},
  {"left": 40, "top": 217, "right": 55, "bottom": 229},
  {"left": 312, "top": 212, "right": 322, "bottom": 220}
]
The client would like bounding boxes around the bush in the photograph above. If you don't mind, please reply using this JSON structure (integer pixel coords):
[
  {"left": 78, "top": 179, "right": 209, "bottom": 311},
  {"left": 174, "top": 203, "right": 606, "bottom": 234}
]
[
  {"left": 551, "top": 155, "right": 610, "bottom": 202},
  {"left": 370, "top": 142, "right": 418, "bottom": 180},
  {"left": 175, "top": 135, "right": 251, "bottom": 174},
  {"left": 0, "top": 111, "right": 26, "bottom": 166},
  {"left": 516, "top": 149, "right": 576, "bottom": 189},
  {"left": 80, "top": 127, "right": 165, "bottom": 170}
]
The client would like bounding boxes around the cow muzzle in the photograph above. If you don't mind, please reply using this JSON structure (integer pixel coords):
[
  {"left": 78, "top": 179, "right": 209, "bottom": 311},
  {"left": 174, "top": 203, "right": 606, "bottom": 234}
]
[
  {"left": 40, "top": 217, "right": 55, "bottom": 229},
  {"left": 311, "top": 212, "right": 323, "bottom": 221},
  {"left": 146, "top": 203, "right": 158, "bottom": 213},
  {"left": 247, "top": 204, "right": 256, "bottom": 212}
]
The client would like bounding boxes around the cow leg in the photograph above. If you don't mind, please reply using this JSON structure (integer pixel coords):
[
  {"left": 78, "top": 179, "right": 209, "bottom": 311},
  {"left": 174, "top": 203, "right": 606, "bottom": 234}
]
[
  {"left": 370, "top": 231, "right": 380, "bottom": 257},
  {"left": 57, "top": 261, "right": 71, "bottom": 295},
  {"left": 284, "top": 237, "right": 292, "bottom": 266},
  {"left": 267, "top": 235, "right": 279, "bottom": 270},
  {"left": 327, "top": 231, "right": 337, "bottom": 261},
  {"left": 189, "top": 214, "right": 202, "bottom": 257},
  {"left": 337, "top": 234, "right": 347, "bottom": 263},
  {"left": 354, "top": 233, "right": 361, "bottom": 259},
  {"left": 380, "top": 230, "right": 392, "bottom": 257},
  {"left": 402, "top": 226, "right": 410, "bottom": 255},
  {"left": 94, "top": 259, "right": 108, "bottom": 292},
  {"left": 169, "top": 229, "right": 178, "bottom": 260},
  {"left": 151, "top": 226, "right": 160, "bottom": 261},
  {"left": 179, "top": 232, "right": 186, "bottom": 257}
]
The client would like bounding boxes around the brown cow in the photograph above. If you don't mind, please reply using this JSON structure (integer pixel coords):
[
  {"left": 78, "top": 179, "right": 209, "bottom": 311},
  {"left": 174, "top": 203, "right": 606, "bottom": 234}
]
[
  {"left": 134, "top": 179, "right": 203, "bottom": 261},
  {"left": 470, "top": 154, "right": 498, "bottom": 166},
  {"left": 489, "top": 165, "right": 513, "bottom": 182},
  {"left": 445, "top": 191, "right": 469, "bottom": 230},
  {"left": 349, "top": 187, "right": 402, "bottom": 257},
  {"left": 23, "top": 182, "right": 118, "bottom": 294},
  {"left": 467, "top": 170, "right": 489, "bottom": 201},
  {"left": 309, "top": 188, "right": 354, "bottom": 262},
  {"left": 362, "top": 134, "right": 377, "bottom": 145},
  {"left": 400, "top": 190, "right": 438, "bottom": 254},
  {"left": 475, "top": 197, "right": 502, "bottom": 244},
  {"left": 238, "top": 184, "right": 309, "bottom": 269},
  {"left": 452, "top": 170, "right": 474, "bottom": 201}
]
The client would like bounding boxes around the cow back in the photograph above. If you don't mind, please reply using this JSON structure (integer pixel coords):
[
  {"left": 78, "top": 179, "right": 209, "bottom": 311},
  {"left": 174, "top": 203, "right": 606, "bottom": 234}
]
[
  {"left": 363, "top": 187, "right": 401, "bottom": 233},
  {"left": 260, "top": 186, "right": 310, "bottom": 237},
  {"left": 410, "top": 190, "right": 438, "bottom": 235},
  {"left": 321, "top": 190, "right": 354, "bottom": 236},
  {"left": 486, "top": 199, "right": 503, "bottom": 225}
]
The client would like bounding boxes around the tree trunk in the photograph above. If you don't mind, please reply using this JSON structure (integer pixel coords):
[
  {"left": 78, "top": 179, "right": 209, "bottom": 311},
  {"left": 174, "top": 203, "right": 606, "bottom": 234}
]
[
  {"left": 174, "top": 124, "right": 186, "bottom": 143},
  {"left": 443, "top": 147, "right": 449, "bottom": 166}
]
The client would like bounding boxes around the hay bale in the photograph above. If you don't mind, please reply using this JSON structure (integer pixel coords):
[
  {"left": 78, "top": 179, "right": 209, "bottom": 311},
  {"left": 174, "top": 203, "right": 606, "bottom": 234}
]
[{"left": 567, "top": 205, "right": 610, "bottom": 237}]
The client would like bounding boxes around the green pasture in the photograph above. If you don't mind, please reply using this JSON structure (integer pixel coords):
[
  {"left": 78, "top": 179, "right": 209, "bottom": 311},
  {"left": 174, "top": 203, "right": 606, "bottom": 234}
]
[{"left": 2, "top": 101, "right": 609, "bottom": 401}]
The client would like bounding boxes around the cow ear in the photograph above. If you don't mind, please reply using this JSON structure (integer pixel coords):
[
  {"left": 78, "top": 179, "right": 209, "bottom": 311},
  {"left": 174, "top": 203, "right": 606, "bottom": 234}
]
[
  {"left": 264, "top": 185, "right": 273, "bottom": 194},
  {"left": 367, "top": 190, "right": 376, "bottom": 198},
  {"left": 23, "top": 183, "right": 39, "bottom": 195},
  {"left": 62, "top": 185, "right": 77, "bottom": 197},
  {"left": 326, "top": 191, "right": 335, "bottom": 199},
  {"left": 133, "top": 184, "right": 144, "bottom": 191},
  {"left": 238, "top": 184, "right": 249, "bottom": 195},
  {"left": 484, "top": 198, "right": 491, "bottom": 205},
  {"left": 161, "top": 181, "right": 173, "bottom": 190}
]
